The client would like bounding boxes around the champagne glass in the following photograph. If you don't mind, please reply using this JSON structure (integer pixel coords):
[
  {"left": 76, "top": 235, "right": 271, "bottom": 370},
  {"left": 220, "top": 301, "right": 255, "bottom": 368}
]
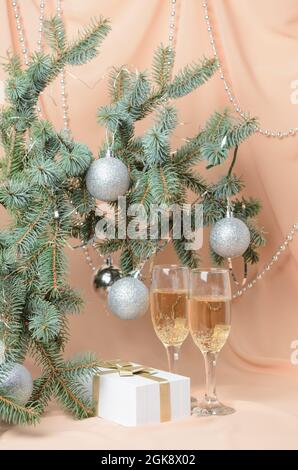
[
  {"left": 150, "top": 265, "right": 189, "bottom": 373},
  {"left": 189, "top": 268, "right": 235, "bottom": 416}
]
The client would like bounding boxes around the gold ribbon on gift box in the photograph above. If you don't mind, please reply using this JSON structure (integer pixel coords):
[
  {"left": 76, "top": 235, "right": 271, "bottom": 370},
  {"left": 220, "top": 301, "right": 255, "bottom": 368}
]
[{"left": 92, "top": 360, "right": 171, "bottom": 422}]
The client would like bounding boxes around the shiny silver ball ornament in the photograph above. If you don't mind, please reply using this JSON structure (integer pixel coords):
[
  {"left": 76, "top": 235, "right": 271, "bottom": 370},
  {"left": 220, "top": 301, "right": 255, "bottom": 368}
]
[
  {"left": 0, "top": 364, "right": 33, "bottom": 405},
  {"left": 93, "top": 264, "right": 122, "bottom": 299},
  {"left": 210, "top": 215, "right": 251, "bottom": 258},
  {"left": 107, "top": 277, "right": 149, "bottom": 320},
  {"left": 86, "top": 153, "right": 130, "bottom": 202}
]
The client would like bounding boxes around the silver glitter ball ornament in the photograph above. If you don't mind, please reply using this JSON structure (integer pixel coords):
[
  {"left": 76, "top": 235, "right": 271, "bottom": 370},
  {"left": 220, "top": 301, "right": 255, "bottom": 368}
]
[
  {"left": 210, "top": 215, "right": 251, "bottom": 258},
  {"left": 0, "top": 363, "right": 33, "bottom": 405},
  {"left": 93, "top": 263, "right": 122, "bottom": 299},
  {"left": 86, "top": 156, "right": 130, "bottom": 202},
  {"left": 107, "top": 277, "right": 149, "bottom": 320}
]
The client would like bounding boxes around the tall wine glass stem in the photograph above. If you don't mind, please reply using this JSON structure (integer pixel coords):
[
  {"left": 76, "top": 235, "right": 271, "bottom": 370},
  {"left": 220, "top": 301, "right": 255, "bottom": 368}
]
[
  {"left": 166, "top": 345, "right": 180, "bottom": 373},
  {"left": 203, "top": 351, "right": 218, "bottom": 403}
]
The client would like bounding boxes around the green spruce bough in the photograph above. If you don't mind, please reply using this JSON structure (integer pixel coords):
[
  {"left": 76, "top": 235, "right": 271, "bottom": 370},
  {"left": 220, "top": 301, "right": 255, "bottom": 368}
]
[
  {"left": 92, "top": 46, "right": 265, "bottom": 273},
  {"left": 0, "top": 16, "right": 111, "bottom": 425}
]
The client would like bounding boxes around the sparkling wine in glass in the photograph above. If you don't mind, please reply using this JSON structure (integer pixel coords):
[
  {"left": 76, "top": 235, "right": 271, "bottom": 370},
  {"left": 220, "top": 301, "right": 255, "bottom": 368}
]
[
  {"left": 150, "top": 265, "right": 189, "bottom": 373},
  {"left": 189, "top": 268, "right": 235, "bottom": 416}
]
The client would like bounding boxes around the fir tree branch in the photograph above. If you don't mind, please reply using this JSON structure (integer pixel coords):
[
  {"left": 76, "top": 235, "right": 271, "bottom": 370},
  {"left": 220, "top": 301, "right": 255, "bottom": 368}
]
[
  {"left": 14, "top": 204, "right": 49, "bottom": 250},
  {"left": 0, "top": 394, "right": 40, "bottom": 425},
  {"left": 52, "top": 221, "right": 59, "bottom": 290},
  {"left": 63, "top": 17, "right": 111, "bottom": 66},
  {"left": 227, "top": 145, "right": 238, "bottom": 177},
  {"left": 152, "top": 45, "right": 174, "bottom": 89},
  {"left": 44, "top": 17, "right": 66, "bottom": 53},
  {"left": 167, "top": 58, "right": 218, "bottom": 99}
]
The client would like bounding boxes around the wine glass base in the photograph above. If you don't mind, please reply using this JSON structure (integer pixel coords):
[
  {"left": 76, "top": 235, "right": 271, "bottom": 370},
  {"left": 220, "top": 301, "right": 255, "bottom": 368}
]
[{"left": 192, "top": 401, "right": 235, "bottom": 417}]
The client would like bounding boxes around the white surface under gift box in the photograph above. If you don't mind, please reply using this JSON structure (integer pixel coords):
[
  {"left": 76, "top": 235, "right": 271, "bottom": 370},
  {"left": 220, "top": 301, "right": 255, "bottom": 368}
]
[{"left": 92, "top": 361, "right": 190, "bottom": 427}]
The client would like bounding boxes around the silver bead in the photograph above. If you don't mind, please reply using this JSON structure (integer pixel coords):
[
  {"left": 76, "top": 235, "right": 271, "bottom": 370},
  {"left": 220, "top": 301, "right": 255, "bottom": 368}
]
[
  {"left": 210, "top": 215, "right": 251, "bottom": 258},
  {"left": 0, "top": 364, "right": 33, "bottom": 405},
  {"left": 86, "top": 156, "right": 130, "bottom": 202}
]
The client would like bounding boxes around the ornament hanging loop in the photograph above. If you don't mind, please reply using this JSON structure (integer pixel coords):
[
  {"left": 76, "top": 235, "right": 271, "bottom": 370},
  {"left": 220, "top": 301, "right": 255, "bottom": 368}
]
[
  {"left": 226, "top": 197, "right": 233, "bottom": 218},
  {"left": 105, "top": 121, "right": 118, "bottom": 157},
  {"left": 228, "top": 257, "right": 248, "bottom": 288}
]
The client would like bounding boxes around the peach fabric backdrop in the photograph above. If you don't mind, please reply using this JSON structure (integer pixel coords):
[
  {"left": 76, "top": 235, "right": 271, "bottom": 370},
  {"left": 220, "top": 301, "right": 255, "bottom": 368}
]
[{"left": 0, "top": 0, "right": 298, "bottom": 450}]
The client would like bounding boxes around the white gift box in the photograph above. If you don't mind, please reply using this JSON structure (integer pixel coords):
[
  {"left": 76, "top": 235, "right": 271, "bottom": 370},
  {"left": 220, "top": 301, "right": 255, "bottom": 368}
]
[{"left": 93, "top": 363, "right": 190, "bottom": 427}]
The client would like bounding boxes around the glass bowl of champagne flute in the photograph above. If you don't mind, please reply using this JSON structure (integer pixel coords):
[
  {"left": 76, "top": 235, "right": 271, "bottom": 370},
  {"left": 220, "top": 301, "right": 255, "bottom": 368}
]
[
  {"left": 150, "top": 265, "right": 189, "bottom": 373},
  {"left": 189, "top": 268, "right": 235, "bottom": 416}
]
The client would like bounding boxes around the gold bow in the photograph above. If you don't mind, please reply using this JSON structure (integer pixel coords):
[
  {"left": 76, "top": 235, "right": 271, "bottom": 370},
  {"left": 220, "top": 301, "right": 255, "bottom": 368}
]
[{"left": 98, "top": 359, "right": 156, "bottom": 377}]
